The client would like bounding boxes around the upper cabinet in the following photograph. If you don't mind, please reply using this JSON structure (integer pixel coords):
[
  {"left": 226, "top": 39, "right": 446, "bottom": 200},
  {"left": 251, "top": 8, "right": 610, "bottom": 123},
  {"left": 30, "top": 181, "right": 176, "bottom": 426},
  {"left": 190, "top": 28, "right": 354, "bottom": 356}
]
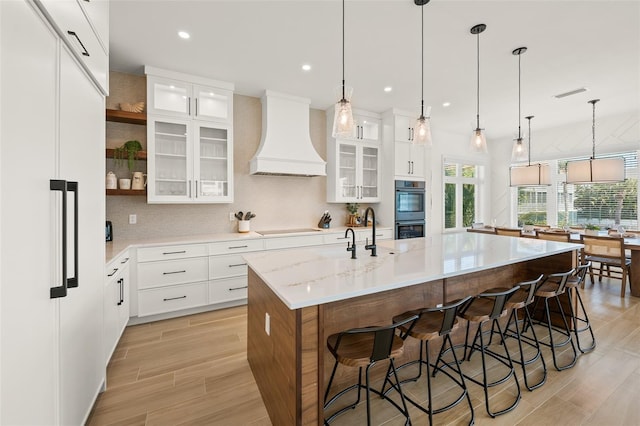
[
  {"left": 145, "top": 67, "right": 234, "bottom": 204},
  {"left": 384, "top": 110, "right": 427, "bottom": 181},
  {"left": 326, "top": 109, "right": 381, "bottom": 203}
]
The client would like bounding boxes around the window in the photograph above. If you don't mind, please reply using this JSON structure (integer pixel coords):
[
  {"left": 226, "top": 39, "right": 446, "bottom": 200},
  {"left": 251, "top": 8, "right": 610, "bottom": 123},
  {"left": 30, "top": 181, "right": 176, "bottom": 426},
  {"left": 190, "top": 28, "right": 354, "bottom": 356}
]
[
  {"left": 517, "top": 186, "right": 548, "bottom": 226},
  {"left": 444, "top": 160, "right": 481, "bottom": 230}
]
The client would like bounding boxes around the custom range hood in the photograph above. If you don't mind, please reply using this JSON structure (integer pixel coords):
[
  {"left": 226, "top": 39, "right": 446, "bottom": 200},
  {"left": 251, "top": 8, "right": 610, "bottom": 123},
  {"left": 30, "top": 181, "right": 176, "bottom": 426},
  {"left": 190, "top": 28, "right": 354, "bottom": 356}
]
[{"left": 250, "top": 90, "right": 326, "bottom": 176}]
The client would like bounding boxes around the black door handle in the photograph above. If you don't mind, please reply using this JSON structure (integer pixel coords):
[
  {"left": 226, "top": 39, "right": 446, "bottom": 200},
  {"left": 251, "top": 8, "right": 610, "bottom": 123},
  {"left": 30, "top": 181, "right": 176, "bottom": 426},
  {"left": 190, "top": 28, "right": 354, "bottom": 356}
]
[
  {"left": 50, "top": 180, "right": 67, "bottom": 299},
  {"left": 66, "top": 181, "right": 79, "bottom": 288},
  {"left": 117, "top": 278, "right": 123, "bottom": 306},
  {"left": 66, "top": 31, "right": 90, "bottom": 57}
]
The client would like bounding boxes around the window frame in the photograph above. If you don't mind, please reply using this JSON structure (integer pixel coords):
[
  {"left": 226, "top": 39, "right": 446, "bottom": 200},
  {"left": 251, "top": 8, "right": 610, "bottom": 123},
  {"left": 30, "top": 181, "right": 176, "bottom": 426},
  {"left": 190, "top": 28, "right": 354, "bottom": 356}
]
[{"left": 443, "top": 157, "right": 484, "bottom": 233}]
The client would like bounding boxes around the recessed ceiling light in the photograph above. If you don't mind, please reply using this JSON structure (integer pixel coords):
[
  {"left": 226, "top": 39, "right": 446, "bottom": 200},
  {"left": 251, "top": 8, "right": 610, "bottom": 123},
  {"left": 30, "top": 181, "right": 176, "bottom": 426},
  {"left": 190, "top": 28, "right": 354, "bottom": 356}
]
[
  {"left": 178, "top": 31, "right": 190, "bottom": 39},
  {"left": 301, "top": 64, "right": 311, "bottom": 71},
  {"left": 442, "top": 102, "right": 451, "bottom": 107},
  {"left": 383, "top": 86, "right": 392, "bottom": 92}
]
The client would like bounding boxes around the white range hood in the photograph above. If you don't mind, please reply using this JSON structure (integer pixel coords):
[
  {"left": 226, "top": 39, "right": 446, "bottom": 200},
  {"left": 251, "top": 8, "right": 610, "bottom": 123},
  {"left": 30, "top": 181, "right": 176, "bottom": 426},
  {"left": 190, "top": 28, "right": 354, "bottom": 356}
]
[{"left": 250, "top": 90, "right": 326, "bottom": 177}]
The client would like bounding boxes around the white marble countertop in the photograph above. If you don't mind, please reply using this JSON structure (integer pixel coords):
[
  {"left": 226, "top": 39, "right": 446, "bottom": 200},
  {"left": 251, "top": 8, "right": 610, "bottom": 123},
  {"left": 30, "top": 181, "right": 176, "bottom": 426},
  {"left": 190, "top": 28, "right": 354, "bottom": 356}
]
[
  {"left": 105, "top": 226, "right": 391, "bottom": 264},
  {"left": 242, "top": 232, "right": 583, "bottom": 310}
]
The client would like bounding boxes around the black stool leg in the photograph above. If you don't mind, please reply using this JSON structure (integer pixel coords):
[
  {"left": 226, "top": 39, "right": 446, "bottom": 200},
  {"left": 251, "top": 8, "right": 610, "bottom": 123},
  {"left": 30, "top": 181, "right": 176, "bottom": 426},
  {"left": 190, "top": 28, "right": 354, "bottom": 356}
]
[
  {"left": 567, "top": 288, "right": 596, "bottom": 353},
  {"left": 543, "top": 296, "right": 577, "bottom": 371},
  {"left": 503, "top": 306, "right": 547, "bottom": 391}
]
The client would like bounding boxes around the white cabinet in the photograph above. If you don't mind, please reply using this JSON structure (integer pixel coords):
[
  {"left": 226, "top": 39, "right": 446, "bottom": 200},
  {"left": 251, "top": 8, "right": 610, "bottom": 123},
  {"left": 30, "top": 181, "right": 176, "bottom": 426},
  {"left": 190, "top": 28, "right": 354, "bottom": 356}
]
[
  {"left": 384, "top": 110, "right": 427, "bottom": 181},
  {"left": 339, "top": 111, "right": 381, "bottom": 143},
  {"left": 147, "top": 117, "right": 233, "bottom": 203},
  {"left": 395, "top": 141, "right": 426, "bottom": 179},
  {"left": 145, "top": 68, "right": 234, "bottom": 204},
  {"left": 104, "top": 252, "right": 130, "bottom": 366},
  {"left": 1, "top": 2, "right": 106, "bottom": 424},
  {"left": 208, "top": 240, "right": 264, "bottom": 305}
]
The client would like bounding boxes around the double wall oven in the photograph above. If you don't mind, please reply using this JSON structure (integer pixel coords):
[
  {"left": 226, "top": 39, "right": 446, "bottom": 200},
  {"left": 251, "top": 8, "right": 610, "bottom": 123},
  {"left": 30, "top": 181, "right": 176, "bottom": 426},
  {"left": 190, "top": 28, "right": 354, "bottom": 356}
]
[{"left": 395, "top": 180, "right": 426, "bottom": 239}]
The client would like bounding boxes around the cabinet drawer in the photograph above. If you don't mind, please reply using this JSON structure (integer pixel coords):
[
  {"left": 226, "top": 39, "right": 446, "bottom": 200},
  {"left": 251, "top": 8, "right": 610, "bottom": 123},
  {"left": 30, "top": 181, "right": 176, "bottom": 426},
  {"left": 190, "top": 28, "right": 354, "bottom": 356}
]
[
  {"left": 138, "top": 282, "right": 208, "bottom": 317},
  {"left": 137, "top": 244, "right": 208, "bottom": 262},
  {"left": 355, "top": 229, "right": 393, "bottom": 243},
  {"left": 208, "top": 239, "right": 264, "bottom": 255},
  {"left": 209, "top": 254, "right": 247, "bottom": 279},
  {"left": 264, "top": 234, "right": 325, "bottom": 250},
  {"left": 323, "top": 233, "right": 350, "bottom": 245},
  {"left": 209, "top": 277, "right": 247, "bottom": 304},
  {"left": 138, "top": 257, "right": 208, "bottom": 289}
]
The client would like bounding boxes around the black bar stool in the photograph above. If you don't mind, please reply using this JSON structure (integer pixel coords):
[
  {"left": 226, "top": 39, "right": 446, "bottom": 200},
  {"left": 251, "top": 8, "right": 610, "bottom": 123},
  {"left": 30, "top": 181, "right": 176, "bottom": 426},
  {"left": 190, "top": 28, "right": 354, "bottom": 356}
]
[
  {"left": 530, "top": 269, "right": 578, "bottom": 371},
  {"left": 566, "top": 262, "right": 596, "bottom": 353},
  {"left": 458, "top": 287, "right": 522, "bottom": 417},
  {"left": 383, "top": 296, "right": 474, "bottom": 425},
  {"left": 323, "top": 315, "right": 418, "bottom": 426}
]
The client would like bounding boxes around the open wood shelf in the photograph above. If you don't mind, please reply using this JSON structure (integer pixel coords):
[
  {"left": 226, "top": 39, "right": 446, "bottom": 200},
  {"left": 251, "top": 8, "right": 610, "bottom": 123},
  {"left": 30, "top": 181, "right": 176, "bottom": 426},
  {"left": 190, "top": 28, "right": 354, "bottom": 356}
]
[
  {"left": 106, "top": 109, "right": 147, "bottom": 125},
  {"left": 106, "top": 189, "right": 147, "bottom": 196},
  {"left": 105, "top": 148, "right": 147, "bottom": 160}
]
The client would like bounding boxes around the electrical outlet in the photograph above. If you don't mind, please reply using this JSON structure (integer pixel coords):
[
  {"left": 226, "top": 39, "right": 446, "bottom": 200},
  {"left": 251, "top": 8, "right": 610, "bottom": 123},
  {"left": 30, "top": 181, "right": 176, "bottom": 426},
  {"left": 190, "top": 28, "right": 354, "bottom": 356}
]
[
  {"left": 129, "top": 214, "right": 137, "bottom": 225},
  {"left": 265, "top": 312, "right": 270, "bottom": 336},
  {"left": 229, "top": 212, "right": 235, "bottom": 221}
]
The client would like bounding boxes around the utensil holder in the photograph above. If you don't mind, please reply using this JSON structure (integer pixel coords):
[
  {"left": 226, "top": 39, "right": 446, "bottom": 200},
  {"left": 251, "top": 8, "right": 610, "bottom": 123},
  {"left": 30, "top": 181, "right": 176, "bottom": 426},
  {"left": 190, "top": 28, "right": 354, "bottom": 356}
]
[{"left": 238, "top": 220, "right": 250, "bottom": 233}]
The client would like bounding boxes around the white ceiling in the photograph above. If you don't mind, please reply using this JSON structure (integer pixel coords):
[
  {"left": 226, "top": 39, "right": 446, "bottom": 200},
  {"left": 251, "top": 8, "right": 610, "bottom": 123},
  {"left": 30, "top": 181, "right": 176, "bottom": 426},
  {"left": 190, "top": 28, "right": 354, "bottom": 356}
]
[{"left": 109, "top": 0, "right": 640, "bottom": 140}]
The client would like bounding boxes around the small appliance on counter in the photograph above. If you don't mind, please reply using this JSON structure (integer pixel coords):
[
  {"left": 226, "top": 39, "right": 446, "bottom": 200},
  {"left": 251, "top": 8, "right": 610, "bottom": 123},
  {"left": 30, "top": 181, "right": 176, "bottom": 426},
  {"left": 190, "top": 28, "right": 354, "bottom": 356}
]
[
  {"left": 317, "top": 211, "right": 332, "bottom": 228},
  {"left": 106, "top": 221, "right": 113, "bottom": 242}
]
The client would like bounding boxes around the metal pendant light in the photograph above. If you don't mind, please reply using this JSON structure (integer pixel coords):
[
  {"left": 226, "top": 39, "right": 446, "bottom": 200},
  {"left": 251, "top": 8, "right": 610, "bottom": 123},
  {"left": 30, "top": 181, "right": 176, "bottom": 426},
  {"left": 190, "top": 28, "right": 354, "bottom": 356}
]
[
  {"left": 470, "top": 24, "right": 488, "bottom": 153},
  {"left": 566, "top": 99, "right": 625, "bottom": 184},
  {"left": 414, "top": 0, "right": 432, "bottom": 145},
  {"left": 509, "top": 116, "right": 551, "bottom": 186},
  {"left": 510, "top": 47, "right": 528, "bottom": 162},
  {"left": 332, "top": 0, "right": 354, "bottom": 138}
]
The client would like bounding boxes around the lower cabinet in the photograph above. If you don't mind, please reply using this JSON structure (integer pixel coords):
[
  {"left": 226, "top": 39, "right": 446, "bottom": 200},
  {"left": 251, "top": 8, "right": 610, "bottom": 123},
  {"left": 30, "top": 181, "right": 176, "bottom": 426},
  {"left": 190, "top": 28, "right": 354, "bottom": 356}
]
[
  {"left": 104, "top": 251, "right": 130, "bottom": 366},
  {"left": 138, "top": 282, "right": 209, "bottom": 316}
]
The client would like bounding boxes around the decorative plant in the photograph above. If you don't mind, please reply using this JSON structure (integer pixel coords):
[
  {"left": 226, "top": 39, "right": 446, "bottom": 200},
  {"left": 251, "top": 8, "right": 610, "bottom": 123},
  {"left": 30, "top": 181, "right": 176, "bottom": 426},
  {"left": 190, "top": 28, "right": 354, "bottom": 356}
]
[
  {"left": 585, "top": 224, "right": 600, "bottom": 230},
  {"left": 114, "top": 140, "right": 143, "bottom": 172},
  {"left": 234, "top": 211, "right": 256, "bottom": 221},
  {"left": 346, "top": 203, "right": 359, "bottom": 215}
]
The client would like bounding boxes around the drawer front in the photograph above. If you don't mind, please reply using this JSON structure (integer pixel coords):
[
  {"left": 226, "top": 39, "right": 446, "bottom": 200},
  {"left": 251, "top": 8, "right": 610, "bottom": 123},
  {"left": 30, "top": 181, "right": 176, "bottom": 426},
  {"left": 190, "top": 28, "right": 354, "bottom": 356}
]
[
  {"left": 264, "top": 234, "right": 325, "bottom": 250},
  {"left": 209, "top": 277, "right": 247, "bottom": 304},
  {"left": 138, "top": 257, "right": 208, "bottom": 289},
  {"left": 323, "top": 233, "right": 350, "bottom": 245},
  {"left": 354, "top": 229, "right": 393, "bottom": 243},
  {"left": 208, "top": 239, "right": 264, "bottom": 255},
  {"left": 138, "top": 282, "right": 208, "bottom": 317},
  {"left": 137, "top": 244, "right": 208, "bottom": 262},
  {"left": 209, "top": 254, "right": 248, "bottom": 279}
]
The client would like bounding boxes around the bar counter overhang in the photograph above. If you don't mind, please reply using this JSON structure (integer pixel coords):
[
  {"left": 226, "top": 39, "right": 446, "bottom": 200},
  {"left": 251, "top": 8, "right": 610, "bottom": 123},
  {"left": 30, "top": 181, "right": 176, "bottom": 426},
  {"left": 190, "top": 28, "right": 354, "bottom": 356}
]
[{"left": 243, "top": 233, "right": 581, "bottom": 425}]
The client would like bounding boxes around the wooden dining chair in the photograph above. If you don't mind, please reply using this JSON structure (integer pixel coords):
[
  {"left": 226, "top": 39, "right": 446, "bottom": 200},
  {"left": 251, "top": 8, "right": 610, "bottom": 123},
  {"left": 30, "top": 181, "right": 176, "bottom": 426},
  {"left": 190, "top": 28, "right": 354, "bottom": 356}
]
[
  {"left": 580, "top": 235, "right": 631, "bottom": 297},
  {"left": 495, "top": 227, "right": 522, "bottom": 237},
  {"left": 532, "top": 225, "right": 551, "bottom": 231},
  {"left": 536, "top": 230, "right": 571, "bottom": 242}
]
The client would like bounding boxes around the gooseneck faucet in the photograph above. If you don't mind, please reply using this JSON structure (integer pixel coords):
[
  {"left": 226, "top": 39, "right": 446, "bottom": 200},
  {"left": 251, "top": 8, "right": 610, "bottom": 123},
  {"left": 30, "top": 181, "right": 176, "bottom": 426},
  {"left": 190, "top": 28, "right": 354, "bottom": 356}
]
[
  {"left": 345, "top": 227, "right": 357, "bottom": 259},
  {"left": 363, "top": 207, "right": 377, "bottom": 256}
]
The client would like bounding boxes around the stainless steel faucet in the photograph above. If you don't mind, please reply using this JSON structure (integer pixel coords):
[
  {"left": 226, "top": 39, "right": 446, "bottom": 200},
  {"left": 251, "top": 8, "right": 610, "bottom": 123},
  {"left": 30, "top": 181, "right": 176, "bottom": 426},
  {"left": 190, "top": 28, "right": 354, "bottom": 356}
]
[
  {"left": 345, "top": 227, "right": 357, "bottom": 259},
  {"left": 363, "top": 207, "right": 377, "bottom": 256}
]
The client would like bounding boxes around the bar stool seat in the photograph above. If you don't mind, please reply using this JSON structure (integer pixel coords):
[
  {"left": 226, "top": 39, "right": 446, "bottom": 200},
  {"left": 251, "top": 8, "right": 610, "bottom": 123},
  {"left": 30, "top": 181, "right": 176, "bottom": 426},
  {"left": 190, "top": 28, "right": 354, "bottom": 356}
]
[{"left": 324, "top": 315, "right": 418, "bottom": 426}]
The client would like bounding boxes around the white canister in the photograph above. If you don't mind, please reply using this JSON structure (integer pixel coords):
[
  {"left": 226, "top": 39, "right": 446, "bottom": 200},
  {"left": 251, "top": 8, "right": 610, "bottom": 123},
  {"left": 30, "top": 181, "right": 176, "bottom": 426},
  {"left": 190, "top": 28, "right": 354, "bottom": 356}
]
[
  {"left": 106, "top": 171, "right": 117, "bottom": 189},
  {"left": 119, "top": 178, "right": 131, "bottom": 190},
  {"left": 238, "top": 220, "right": 250, "bottom": 233}
]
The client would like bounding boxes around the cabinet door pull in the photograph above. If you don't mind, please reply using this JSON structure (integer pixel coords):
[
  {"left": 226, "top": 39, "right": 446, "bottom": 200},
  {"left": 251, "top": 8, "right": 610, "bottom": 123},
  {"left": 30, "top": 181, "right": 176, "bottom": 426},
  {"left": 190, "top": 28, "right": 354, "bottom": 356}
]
[
  {"left": 195, "top": 98, "right": 198, "bottom": 116},
  {"left": 66, "top": 181, "right": 79, "bottom": 289},
  {"left": 50, "top": 179, "right": 68, "bottom": 299},
  {"left": 163, "top": 295, "right": 187, "bottom": 302},
  {"left": 120, "top": 257, "right": 130, "bottom": 264},
  {"left": 162, "top": 250, "right": 187, "bottom": 255},
  {"left": 107, "top": 268, "right": 119, "bottom": 277},
  {"left": 228, "top": 263, "right": 247, "bottom": 268},
  {"left": 117, "top": 278, "right": 123, "bottom": 306},
  {"left": 162, "top": 270, "right": 186, "bottom": 275},
  {"left": 188, "top": 97, "right": 191, "bottom": 115},
  {"left": 195, "top": 180, "right": 199, "bottom": 198},
  {"left": 229, "top": 286, "right": 248, "bottom": 291},
  {"left": 228, "top": 245, "right": 248, "bottom": 249},
  {"left": 410, "top": 161, "right": 414, "bottom": 174},
  {"left": 408, "top": 161, "right": 411, "bottom": 174},
  {"left": 188, "top": 180, "right": 192, "bottom": 198},
  {"left": 66, "top": 31, "right": 90, "bottom": 56}
]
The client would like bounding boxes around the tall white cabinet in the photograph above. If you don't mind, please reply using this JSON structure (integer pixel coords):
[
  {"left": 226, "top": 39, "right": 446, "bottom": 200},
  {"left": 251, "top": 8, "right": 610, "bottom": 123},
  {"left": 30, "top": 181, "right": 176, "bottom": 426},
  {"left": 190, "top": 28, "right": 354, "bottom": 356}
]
[{"left": 1, "top": 1, "right": 107, "bottom": 424}]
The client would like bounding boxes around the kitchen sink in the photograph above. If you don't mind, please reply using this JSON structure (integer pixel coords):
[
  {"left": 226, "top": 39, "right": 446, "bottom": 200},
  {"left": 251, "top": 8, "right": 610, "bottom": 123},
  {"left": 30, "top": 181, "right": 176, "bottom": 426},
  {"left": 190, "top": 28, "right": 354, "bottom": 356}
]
[{"left": 256, "top": 228, "right": 321, "bottom": 236}]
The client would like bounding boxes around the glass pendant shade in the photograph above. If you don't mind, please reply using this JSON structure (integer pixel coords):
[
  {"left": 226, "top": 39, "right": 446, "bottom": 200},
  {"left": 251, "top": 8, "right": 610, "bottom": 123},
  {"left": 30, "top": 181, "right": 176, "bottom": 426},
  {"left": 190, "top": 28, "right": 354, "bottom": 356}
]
[
  {"left": 510, "top": 163, "right": 551, "bottom": 186},
  {"left": 414, "top": 116, "right": 432, "bottom": 145},
  {"left": 511, "top": 137, "right": 528, "bottom": 162},
  {"left": 470, "top": 128, "right": 487, "bottom": 153},
  {"left": 566, "top": 157, "right": 625, "bottom": 184},
  {"left": 332, "top": 98, "right": 354, "bottom": 138}
]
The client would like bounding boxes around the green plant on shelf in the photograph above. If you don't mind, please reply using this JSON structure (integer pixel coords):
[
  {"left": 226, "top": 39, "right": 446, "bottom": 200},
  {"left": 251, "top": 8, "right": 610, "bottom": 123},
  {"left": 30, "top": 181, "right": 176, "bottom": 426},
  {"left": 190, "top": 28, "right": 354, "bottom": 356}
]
[
  {"left": 113, "top": 140, "right": 143, "bottom": 172},
  {"left": 585, "top": 224, "right": 601, "bottom": 230},
  {"left": 346, "top": 203, "right": 359, "bottom": 215}
]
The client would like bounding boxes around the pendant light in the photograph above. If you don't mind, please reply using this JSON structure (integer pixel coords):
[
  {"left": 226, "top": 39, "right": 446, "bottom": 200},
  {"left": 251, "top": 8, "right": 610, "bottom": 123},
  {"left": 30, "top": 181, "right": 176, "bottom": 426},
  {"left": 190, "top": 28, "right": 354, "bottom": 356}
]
[
  {"left": 332, "top": 0, "right": 354, "bottom": 138},
  {"left": 470, "top": 24, "right": 488, "bottom": 153},
  {"left": 509, "top": 116, "right": 551, "bottom": 186},
  {"left": 510, "top": 47, "right": 528, "bottom": 162},
  {"left": 413, "top": 0, "right": 432, "bottom": 145},
  {"left": 566, "top": 99, "right": 625, "bottom": 184}
]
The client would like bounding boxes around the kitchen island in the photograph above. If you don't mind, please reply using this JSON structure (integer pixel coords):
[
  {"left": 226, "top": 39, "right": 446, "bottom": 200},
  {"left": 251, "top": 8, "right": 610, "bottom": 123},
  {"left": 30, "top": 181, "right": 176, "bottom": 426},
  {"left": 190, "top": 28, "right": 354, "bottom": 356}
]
[{"left": 244, "top": 233, "right": 581, "bottom": 425}]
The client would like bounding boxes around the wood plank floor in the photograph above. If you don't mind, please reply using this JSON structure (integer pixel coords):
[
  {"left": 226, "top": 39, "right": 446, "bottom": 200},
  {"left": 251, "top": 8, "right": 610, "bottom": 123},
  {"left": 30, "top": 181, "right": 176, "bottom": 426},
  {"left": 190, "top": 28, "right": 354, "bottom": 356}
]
[{"left": 87, "top": 277, "right": 640, "bottom": 425}]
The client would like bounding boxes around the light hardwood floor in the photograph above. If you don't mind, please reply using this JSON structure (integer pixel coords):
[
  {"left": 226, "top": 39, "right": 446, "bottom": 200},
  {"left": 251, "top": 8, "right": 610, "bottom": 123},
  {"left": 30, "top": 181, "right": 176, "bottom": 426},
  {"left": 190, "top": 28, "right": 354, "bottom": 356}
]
[{"left": 87, "top": 278, "right": 640, "bottom": 425}]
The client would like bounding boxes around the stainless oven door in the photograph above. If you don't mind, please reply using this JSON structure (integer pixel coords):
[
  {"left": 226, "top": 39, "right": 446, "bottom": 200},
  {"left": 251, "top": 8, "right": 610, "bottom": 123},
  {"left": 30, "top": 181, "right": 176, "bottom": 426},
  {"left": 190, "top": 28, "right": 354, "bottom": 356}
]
[{"left": 395, "top": 220, "right": 425, "bottom": 239}]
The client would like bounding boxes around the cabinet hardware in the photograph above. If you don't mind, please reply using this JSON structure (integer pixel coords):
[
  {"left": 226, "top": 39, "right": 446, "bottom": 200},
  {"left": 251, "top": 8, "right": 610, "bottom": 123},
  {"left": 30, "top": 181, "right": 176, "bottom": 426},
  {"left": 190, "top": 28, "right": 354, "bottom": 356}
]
[
  {"left": 163, "top": 295, "right": 187, "bottom": 301},
  {"left": 195, "top": 98, "right": 198, "bottom": 116},
  {"left": 228, "top": 263, "right": 247, "bottom": 267},
  {"left": 195, "top": 180, "right": 198, "bottom": 198},
  {"left": 188, "top": 180, "right": 192, "bottom": 198},
  {"left": 187, "top": 97, "right": 191, "bottom": 115},
  {"left": 410, "top": 161, "right": 414, "bottom": 174},
  {"left": 66, "top": 31, "right": 89, "bottom": 57},
  {"left": 162, "top": 250, "right": 186, "bottom": 255},
  {"left": 408, "top": 161, "right": 411, "bottom": 174},
  {"left": 107, "top": 268, "right": 119, "bottom": 277},
  {"left": 228, "top": 245, "right": 248, "bottom": 249},
  {"left": 120, "top": 257, "right": 130, "bottom": 264},
  {"left": 229, "top": 286, "right": 248, "bottom": 291},
  {"left": 66, "top": 181, "right": 79, "bottom": 289},
  {"left": 50, "top": 179, "right": 68, "bottom": 299},
  {"left": 117, "top": 278, "right": 123, "bottom": 306},
  {"left": 162, "top": 270, "right": 186, "bottom": 275}
]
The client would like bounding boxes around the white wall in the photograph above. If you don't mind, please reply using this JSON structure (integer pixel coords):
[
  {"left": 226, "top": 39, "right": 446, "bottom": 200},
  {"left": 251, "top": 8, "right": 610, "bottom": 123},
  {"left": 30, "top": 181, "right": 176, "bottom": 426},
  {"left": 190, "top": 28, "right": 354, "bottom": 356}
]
[{"left": 489, "top": 111, "right": 640, "bottom": 226}]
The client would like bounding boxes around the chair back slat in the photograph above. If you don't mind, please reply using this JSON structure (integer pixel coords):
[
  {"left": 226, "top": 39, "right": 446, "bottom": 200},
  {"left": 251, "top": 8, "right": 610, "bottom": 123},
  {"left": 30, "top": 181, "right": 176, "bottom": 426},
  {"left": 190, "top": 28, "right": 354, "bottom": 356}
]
[
  {"left": 518, "top": 275, "right": 544, "bottom": 305},
  {"left": 495, "top": 227, "right": 522, "bottom": 237},
  {"left": 544, "top": 269, "right": 574, "bottom": 294},
  {"left": 476, "top": 287, "right": 520, "bottom": 319},
  {"left": 537, "top": 230, "right": 570, "bottom": 242},
  {"left": 421, "top": 296, "right": 473, "bottom": 336},
  {"left": 580, "top": 235, "right": 625, "bottom": 260}
]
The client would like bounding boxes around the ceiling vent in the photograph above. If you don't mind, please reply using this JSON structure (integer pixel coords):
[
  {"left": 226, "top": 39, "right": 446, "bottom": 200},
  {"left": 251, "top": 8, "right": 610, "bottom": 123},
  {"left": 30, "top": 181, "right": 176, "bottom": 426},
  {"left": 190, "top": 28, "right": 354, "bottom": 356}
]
[{"left": 553, "top": 87, "right": 588, "bottom": 99}]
